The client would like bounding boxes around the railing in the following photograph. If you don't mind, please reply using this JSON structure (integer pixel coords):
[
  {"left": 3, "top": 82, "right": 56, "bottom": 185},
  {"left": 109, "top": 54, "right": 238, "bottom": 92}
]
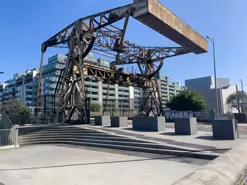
[
  {"left": 0, "top": 111, "right": 18, "bottom": 148},
  {"left": 0, "top": 112, "right": 15, "bottom": 130},
  {"left": 0, "top": 128, "right": 19, "bottom": 148}
]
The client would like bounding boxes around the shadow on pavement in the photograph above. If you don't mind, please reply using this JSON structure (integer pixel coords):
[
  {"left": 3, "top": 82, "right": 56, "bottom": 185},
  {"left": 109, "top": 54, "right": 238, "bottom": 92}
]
[
  {"left": 160, "top": 132, "right": 180, "bottom": 136},
  {"left": 0, "top": 155, "right": 189, "bottom": 172},
  {"left": 122, "top": 127, "right": 154, "bottom": 133},
  {"left": 196, "top": 135, "right": 229, "bottom": 141}
]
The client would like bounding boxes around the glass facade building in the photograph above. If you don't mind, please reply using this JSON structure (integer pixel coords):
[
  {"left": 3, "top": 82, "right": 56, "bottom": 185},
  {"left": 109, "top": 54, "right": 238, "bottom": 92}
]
[{"left": 0, "top": 53, "right": 185, "bottom": 110}]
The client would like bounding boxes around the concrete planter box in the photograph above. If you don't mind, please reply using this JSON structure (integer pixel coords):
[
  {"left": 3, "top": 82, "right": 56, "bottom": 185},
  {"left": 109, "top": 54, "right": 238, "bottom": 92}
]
[
  {"left": 110, "top": 116, "right": 128, "bottom": 127},
  {"left": 174, "top": 118, "right": 197, "bottom": 135},
  {"left": 132, "top": 117, "right": 165, "bottom": 132},
  {"left": 95, "top": 116, "right": 111, "bottom": 126},
  {"left": 212, "top": 119, "right": 239, "bottom": 140}
]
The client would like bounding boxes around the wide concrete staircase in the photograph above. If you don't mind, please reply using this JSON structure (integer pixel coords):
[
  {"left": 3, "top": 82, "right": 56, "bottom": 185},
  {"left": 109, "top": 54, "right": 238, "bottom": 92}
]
[{"left": 18, "top": 126, "right": 220, "bottom": 159}]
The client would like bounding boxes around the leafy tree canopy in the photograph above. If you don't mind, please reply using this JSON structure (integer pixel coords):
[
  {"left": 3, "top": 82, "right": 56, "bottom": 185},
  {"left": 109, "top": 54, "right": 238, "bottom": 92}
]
[
  {"left": 91, "top": 103, "right": 102, "bottom": 112},
  {"left": 167, "top": 90, "right": 208, "bottom": 112},
  {"left": 2, "top": 99, "right": 31, "bottom": 125},
  {"left": 226, "top": 91, "right": 247, "bottom": 113}
]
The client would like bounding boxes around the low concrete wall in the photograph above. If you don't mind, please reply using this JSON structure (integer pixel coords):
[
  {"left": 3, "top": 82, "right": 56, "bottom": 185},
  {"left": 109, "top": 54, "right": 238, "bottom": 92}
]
[{"left": 173, "top": 142, "right": 247, "bottom": 185}]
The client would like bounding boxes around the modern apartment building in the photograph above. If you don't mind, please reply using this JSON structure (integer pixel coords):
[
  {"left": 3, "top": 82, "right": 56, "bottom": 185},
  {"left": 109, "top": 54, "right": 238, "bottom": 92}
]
[
  {"left": 0, "top": 53, "right": 185, "bottom": 111},
  {"left": 15, "top": 69, "right": 38, "bottom": 107},
  {"left": 0, "top": 78, "right": 17, "bottom": 103},
  {"left": 0, "top": 69, "right": 38, "bottom": 107},
  {"left": 185, "top": 76, "right": 238, "bottom": 115},
  {"left": 156, "top": 71, "right": 186, "bottom": 109}
]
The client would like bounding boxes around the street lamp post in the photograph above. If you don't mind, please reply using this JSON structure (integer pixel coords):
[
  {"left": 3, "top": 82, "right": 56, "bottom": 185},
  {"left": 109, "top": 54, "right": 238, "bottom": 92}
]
[
  {"left": 207, "top": 36, "right": 219, "bottom": 120},
  {"left": 239, "top": 79, "right": 244, "bottom": 92},
  {"left": 239, "top": 79, "right": 244, "bottom": 113}
]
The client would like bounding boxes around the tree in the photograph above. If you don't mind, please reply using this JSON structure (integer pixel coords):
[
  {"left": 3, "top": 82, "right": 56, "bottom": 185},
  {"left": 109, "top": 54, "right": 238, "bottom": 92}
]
[
  {"left": 90, "top": 103, "right": 102, "bottom": 112},
  {"left": 3, "top": 99, "right": 31, "bottom": 125},
  {"left": 226, "top": 91, "right": 247, "bottom": 113},
  {"left": 167, "top": 90, "right": 208, "bottom": 112}
]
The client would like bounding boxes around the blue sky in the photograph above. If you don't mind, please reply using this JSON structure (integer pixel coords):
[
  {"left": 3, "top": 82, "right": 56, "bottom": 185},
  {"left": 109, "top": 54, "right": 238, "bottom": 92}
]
[{"left": 0, "top": 0, "right": 246, "bottom": 89}]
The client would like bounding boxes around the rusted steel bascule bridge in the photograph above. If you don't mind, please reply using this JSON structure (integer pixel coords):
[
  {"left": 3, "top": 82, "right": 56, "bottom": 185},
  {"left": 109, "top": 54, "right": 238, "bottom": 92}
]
[{"left": 36, "top": 0, "right": 208, "bottom": 124}]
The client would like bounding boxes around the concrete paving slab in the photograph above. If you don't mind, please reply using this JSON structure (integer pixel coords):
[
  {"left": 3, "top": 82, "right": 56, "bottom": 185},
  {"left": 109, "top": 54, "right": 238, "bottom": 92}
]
[{"left": 0, "top": 145, "right": 202, "bottom": 185}]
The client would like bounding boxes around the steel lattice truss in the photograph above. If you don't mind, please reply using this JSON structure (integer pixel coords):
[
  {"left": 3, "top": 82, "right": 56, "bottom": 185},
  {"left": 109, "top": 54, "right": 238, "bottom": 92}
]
[{"left": 37, "top": 1, "right": 192, "bottom": 124}]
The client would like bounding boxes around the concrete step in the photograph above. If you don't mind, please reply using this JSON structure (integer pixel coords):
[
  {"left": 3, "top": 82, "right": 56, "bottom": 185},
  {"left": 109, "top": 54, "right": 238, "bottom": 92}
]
[
  {"left": 20, "top": 132, "right": 117, "bottom": 137},
  {"left": 19, "top": 137, "right": 196, "bottom": 152},
  {"left": 39, "top": 127, "right": 100, "bottom": 132},
  {"left": 18, "top": 126, "right": 100, "bottom": 135},
  {"left": 19, "top": 139, "right": 219, "bottom": 160},
  {"left": 20, "top": 129, "right": 105, "bottom": 135},
  {"left": 19, "top": 135, "right": 149, "bottom": 143}
]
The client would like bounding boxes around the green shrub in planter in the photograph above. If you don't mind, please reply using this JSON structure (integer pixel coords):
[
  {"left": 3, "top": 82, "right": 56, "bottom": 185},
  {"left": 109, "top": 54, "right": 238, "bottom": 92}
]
[{"left": 91, "top": 103, "right": 102, "bottom": 112}]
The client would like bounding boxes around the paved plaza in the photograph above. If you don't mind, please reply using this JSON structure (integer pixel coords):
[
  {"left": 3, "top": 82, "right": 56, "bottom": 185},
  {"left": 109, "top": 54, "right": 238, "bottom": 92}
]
[
  {"left": 0, "top": 145, "right": 206, "bottom": 185},
  {"left": 1, "top": 122, "right": 247, "bottom": 184}
]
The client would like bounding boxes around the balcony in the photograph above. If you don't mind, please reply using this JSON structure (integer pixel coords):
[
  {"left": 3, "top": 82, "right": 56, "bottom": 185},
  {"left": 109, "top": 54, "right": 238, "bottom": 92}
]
[
  {"left": 26, "top": 84, "right": 33, "bottom": 89},
  {"left": 86, "top": 82, "right": 99, "bottom": 87},
  {"left": 90, "top": 100, "right": 99, "bottom": 104},
  {"left": 54, "top": 71, "right": 62, "bottom": 76},
  {"left": 45, "top": 84, "right": 57, "bottom": 90},
  {"left": 87, "top": 94, "right": 98, "bottom": 99},
  {"left": 102, "top": 95, "right": 116, "bottom": 99},
  {"left": 25, "top": 95, "right": 33, "bottom": 99},
  {"left": 117, "top": 96, "right": 129, "bottom": 100},
  {"left": 24, "top": 75, "right": 33, "bottom": 84},
  {"left": 103, "top": 84, "right": 115, "bottom": 88},
  {"left": 87, "top": 88, "right": 99, "bottom": 92},
  {"left": 119, "top": 91, "right": 129, "bottom": 96},
  {"left": 47, "top": 77, "right": 58, "bottom": 83},
  {"left": 119, "top": 86, "right": 129, "bottom": 91},
  {"left": 26, "top": 88, "right": 33, "bottom": 93}
]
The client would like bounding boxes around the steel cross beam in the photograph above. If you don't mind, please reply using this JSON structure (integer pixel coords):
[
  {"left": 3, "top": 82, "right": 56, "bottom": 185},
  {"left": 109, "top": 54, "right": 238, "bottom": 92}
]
[
  {"left": 41, "top": 1, "right": 148, "bottom": 53},
  {"left": 93, "top": 29, "right": 191, "bottom": 64}
]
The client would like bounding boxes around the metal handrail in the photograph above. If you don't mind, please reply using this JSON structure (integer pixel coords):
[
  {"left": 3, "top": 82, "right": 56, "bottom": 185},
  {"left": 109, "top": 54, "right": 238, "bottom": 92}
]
[
  {"left": 1, "top": 111, "right": 15, "bottom": 129},
  {"left": 0, "top": 128, "right": 18, "bottom": 148}
]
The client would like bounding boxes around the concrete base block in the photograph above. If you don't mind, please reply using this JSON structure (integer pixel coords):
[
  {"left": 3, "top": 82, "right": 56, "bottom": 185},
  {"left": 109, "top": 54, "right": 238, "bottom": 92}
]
[
  {"left": 110, "top": 117, "right": 128, "bottom": 127},
  {"left": 132, "top": 117, "right": 165, "bottom": 132},
  {"left": 212, "top": 119, "right": 239, "bottom": 140},
  {"left": 174, "top": 118, "right": 197, "bottom": 135},
  {"left": 95, "top": 116, "right": 111, "bottom": 126}
]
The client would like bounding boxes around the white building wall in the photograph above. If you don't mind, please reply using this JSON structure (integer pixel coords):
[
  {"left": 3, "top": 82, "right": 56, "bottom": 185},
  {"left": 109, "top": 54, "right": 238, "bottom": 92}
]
[
  {"left": 115, "top": 84, "right": 119, "bottom": 109},
  {"left": 129, "top": 86, "right": 134, "bottom": 109},
  {"left": 98, "top": 81, "right": 103, "bottom": 106},
  {"left": 129, "top": 86, "right": 134, "bottom": 99},
  {"left": 221, "top": 85, "right": 238, "bottom": 114}
]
